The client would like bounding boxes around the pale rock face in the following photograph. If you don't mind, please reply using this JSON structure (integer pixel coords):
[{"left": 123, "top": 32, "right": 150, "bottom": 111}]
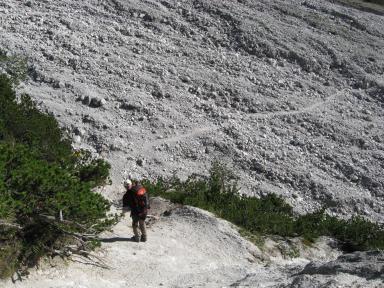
[
  {"left": 0, "top": 0, "right": 384, "bottom": 286},
  {"left": 2, "top": 198, "right": 383, "bottom": 288},
  {"left": 2, "top": 0, "right": 384, "bottom": 222}
]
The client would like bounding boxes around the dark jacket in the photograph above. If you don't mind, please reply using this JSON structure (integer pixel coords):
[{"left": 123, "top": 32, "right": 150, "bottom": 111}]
[{"left": 123, "top": 184, "right": 150, "bottom": 218}]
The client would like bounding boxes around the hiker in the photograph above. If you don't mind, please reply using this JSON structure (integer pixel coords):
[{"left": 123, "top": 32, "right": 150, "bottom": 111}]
[{"left": 122, "top": 179, "right": 150, "bottom": 242}]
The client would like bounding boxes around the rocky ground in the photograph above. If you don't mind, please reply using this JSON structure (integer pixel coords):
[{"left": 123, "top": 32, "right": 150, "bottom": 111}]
[
  {"left": 1, "top": 0, "right": 384, "bottom": 286},
  {"left": 1, "top": 0, "right": 384, "bottom": 221},
  {"left": 2, "top": 198, "right": 383, "bottom": 288}
]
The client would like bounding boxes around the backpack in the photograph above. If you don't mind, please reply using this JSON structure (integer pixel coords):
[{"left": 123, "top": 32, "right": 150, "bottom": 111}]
[
  {"left": 122, "top": 185, "right": 149, "bottom": 216},
  {"left": 135, "top": 187, "right": 149, "bottom": 214}
]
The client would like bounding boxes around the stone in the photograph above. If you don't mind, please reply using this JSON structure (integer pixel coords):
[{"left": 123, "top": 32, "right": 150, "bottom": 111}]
[
  {"left": 82, "top": 96, "right": 91, "bottom": 106},
  {"left": 73, "top": 135, "right": 81, "bottom": 143},
  {"left": 136, "top": 159, "right": 144, "bottom": 166},
  {"left": 120, "top": 102, "right": 141, "bottom": 111},
  {"left": 180, "top": 75, "right": 191, "bottom": 83},
  {"left": 53, "top": 80, "right": 65, "bottom": 89},
  {"left": 89, "top": 97, "right": 106, "bottom": 108},
  {"left": 74, "top": 127, "right": 85, "bottom": 136},
  {"left": 152, "top": 89, "right": 164, "bottom": 99},
  {"left": 299, "top": 251, "right": 384, "bottom": 280},
  {"left": 168, "top": 67, "right": 177, "bottom": 75}
]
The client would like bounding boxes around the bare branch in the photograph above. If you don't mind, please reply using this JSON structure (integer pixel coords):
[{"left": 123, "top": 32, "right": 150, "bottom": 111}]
[
  {"left": 54, "top": 246, "right": 111, "bottom": 269},
  {"left": 38, "top": 214, "right": 87, "bottom": 230},
  {"left": 0, "top": 220, "right": 22, "bottom": 229}
]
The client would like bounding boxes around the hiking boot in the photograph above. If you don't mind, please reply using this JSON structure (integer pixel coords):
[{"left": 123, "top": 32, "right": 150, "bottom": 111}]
[
  {"left": 140, "top": 235, "right": 147, "bottom": 242},
  {"left": 131, "top": 236, "right": 140, "bottom": 242}
]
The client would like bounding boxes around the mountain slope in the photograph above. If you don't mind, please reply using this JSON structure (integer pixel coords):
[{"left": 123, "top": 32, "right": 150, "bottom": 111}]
[{"left": 1, "top": 0, "right": 384, "bottom": 221}]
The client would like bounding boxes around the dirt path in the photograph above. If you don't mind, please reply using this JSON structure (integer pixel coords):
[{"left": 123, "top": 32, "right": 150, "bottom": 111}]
[
  {"left": 140, "top": 90, "right": 342, "bottom": 151},
  {"left": 251, "top": 91, "right": 341, "bottom": 120},
  {"left": 5, "top": 205, "right": 280, "bottom": 288}
]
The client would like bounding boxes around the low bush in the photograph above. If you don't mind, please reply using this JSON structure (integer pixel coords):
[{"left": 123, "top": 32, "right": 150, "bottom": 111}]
[
  {"left": 143, "top": 161, "right": 384, "bottom": 251},
  {"left": 0, "top": 74, "right": 115, "bottom": 278},
  {"left": 0, "top": 50, "right": 27, "bottom": 86}
]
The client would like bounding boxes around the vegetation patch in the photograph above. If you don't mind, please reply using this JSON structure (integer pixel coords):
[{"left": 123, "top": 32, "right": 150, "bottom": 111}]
[
  {"left": 0, "top": 70, "right": 115, "bottom": 279},
  {"left": 143, "top": 161, "right": 384, "bottom": 252},
  {"left": 0, "top": 50, "right": 27, "bottom": 86}
]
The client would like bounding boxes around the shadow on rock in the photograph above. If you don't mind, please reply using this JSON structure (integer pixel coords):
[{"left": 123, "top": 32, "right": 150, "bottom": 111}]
[{"left": 99, "top": 237, "right": 137, "bottom": 243}]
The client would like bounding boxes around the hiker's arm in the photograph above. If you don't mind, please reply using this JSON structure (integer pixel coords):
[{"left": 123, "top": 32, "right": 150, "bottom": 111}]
[{"left": 122, "top": 191, "right": 132, "bottom": 212}]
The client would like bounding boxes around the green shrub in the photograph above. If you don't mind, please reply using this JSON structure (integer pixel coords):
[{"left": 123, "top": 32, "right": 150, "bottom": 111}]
[
  {"left": 73, "top": 150, "right": 111, "bottom": 187},
  {"left": 0, "top": 51, "right": 27, "bottom": 86},
  {"left": 0, "top": 74, "right": 115, "bottom": 278},
  {"left": 144, "top": 161, "right": 384, "bottom": 251},
  {"left": 0, "top": 75, "right": 73, "bottom": 163}
]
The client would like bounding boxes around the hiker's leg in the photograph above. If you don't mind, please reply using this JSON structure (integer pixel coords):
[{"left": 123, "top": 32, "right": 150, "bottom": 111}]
[
  {"left": 139, "top": 219, "right": 147, "bottom": 240},
  {"left": 132, "top": 216, "right": 140, "bottom": 238}
]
